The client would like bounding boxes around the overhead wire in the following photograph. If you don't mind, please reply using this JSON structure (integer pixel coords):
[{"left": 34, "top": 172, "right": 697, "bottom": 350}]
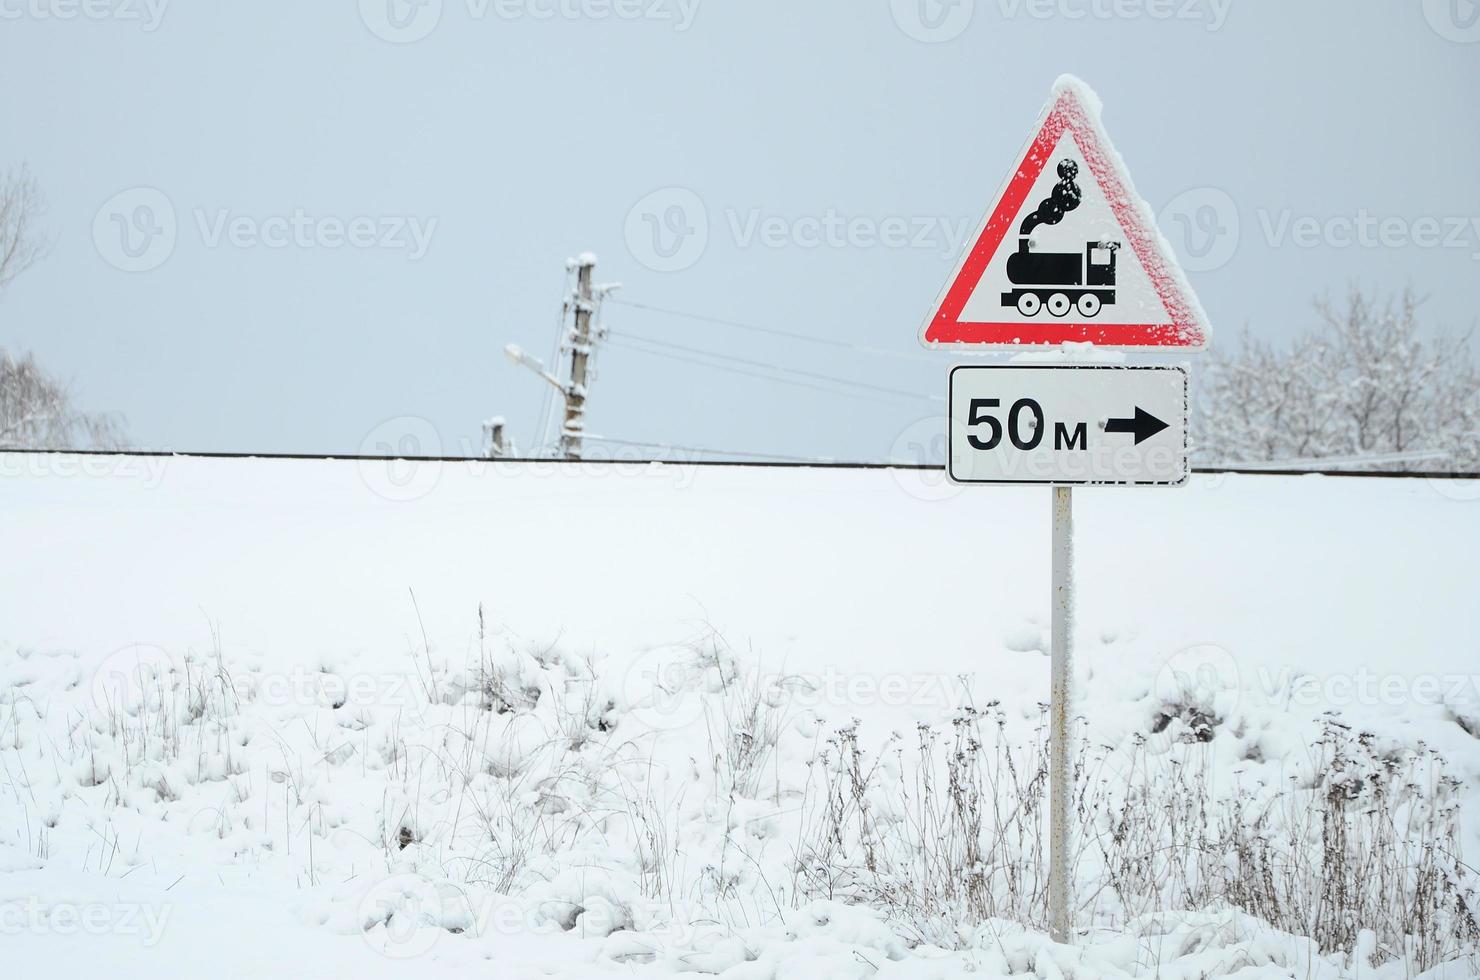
[
  {"left": 583, "top": 436, "right": 839, "bottom": 464},
  {"left": 603, "top": 335, "right": 938, "bottom": 407},
  {"left": 604, "top": 296, "right": 940, "bottom": 363},
  {"left": 604, "top": 331, "right": 942, "bottom": 405},
  {"left": 520, "top": 289, "right": 940, "bottom": 460}
]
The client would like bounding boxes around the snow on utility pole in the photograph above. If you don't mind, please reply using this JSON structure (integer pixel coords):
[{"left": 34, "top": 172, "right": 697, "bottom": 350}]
[
  {"left": 503, "top": 252, "right": 618, "bottom": 461},
  {"left": 559, "top": 253, "right": 597, "bottom": 460}
]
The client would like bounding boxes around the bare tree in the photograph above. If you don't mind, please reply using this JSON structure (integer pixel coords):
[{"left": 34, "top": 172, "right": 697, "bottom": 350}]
[
  {"left": 0, "top": 165, "right": 46, "bottom": 291},
  {"left": 1197, "top": 288, "right": 1480, "bottom": 471},
  {"left": 0, "top": 351, "right": 125, "bottom": 449},
  {"left": 1, "top": 165, "right": 126, "bottom": 450}
]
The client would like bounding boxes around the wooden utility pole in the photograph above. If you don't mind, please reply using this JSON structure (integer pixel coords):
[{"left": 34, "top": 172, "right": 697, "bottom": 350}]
[
  {"left": 503, "top": 252, "right": 612, "bottom": 461},
  {"left": 558, "top": 254, "right": 596, "bottom": 460}
]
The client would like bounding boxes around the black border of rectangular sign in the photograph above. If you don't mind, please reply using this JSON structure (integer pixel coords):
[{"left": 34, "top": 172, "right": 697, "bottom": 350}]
[{"left": 947, "top": 364, "right": 1190, "bottom": 487}]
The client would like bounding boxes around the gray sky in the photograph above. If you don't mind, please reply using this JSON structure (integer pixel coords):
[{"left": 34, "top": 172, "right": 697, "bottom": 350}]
[{"left": 2, "top": 1, "right": 1477, "bottom": 462}]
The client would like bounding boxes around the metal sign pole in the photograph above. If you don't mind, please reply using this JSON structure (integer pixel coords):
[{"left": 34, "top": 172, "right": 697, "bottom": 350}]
[
  {"left": 1048, "top": 484, "right": 1074, "bottom": 943},
  {"left": 921, "top": 75, "right": 1210, "bottom": 953}
]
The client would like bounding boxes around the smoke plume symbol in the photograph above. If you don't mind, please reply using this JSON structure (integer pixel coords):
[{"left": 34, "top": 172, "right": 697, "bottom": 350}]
[{"left": 1019, "top": 159, "right": 1082, "bottom": 236}]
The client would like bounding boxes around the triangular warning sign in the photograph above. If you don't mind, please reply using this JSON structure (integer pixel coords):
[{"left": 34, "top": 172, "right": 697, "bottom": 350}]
[{"left": 921, "top": 76, "right": 1210, "bottom": 350}]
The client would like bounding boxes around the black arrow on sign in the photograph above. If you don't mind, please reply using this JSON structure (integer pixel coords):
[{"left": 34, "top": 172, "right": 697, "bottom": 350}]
[{"left": 1104, "top": 407, "right": 1170, "bottom": 445}]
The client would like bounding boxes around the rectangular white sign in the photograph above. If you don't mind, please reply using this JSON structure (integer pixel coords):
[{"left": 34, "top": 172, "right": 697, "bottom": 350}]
[{"left": 948, "top": 365, "right": 1188, "bottom": 486}]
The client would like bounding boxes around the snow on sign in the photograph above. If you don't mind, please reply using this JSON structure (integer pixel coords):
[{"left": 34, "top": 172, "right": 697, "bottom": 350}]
[
  {"left": 948, "top": 365, "right": 1188, "bottom": 485},
  {"left": 921, "top": 76, "right": 1210, "bottom": 349}
]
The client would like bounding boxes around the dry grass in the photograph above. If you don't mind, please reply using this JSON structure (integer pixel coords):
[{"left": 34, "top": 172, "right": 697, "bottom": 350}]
[
  {"left": 19, "top": 627, "right": 1478, "bottom": 972},
  {"left": 794, "top": 702, "right": 1479, "bottom": 971}
]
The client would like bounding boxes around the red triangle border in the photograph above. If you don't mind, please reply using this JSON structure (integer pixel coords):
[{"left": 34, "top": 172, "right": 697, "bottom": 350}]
[{"left": 923, "top": 85, "right": 1208, "bottom": 349}]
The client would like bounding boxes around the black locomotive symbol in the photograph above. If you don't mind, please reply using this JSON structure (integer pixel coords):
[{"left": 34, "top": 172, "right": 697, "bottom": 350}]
[{"left": 1000, "top": 159, "right": 1119, "bottom": 319}]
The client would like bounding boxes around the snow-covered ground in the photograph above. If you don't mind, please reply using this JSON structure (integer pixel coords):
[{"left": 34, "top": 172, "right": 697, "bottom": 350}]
[{"left": 2, "top": 453, "right": 1478, "bottom": 978}]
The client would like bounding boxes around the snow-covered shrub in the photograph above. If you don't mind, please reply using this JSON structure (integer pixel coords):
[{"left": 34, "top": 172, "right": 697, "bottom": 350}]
[
  {"left": 794, "top": 703, "right": 1055, "bottom": 946},
  {"left": 1214, "top": 722, "right": 1478, "bottom": 969},
  {"left": 11, "top": 622, "right": 1476, "bottom": 975},
  {"left": 797, "top": 708, "right": 1479, "bottom": 972},
  {"left": 1196, "top": 287, "right": 1480, "bottom": 471}
]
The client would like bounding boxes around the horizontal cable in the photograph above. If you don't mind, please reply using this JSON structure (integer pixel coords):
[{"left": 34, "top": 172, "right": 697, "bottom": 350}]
[
  {"left": 584, "top": 436, "right": 837, "bottom": 464},
  {"left": 606, "top": 296, "right": 938, "bottom": 363},
  {"left": 2, "top": 447, "right": 1473, "bottom": 478},
  {"left": 605, "top": 332, "right": 941, "bottom": 405}
]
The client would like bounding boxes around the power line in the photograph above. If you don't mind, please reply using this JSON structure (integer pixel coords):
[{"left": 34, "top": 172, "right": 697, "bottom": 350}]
[
  {"left": 7, "top": 447, "right": 1469, "bottom": 480},
  {"left": 605, "top": 332, "right": 941, "bottom": 405},
  {"left": 605, "top": 335, "right": 887, "bottom": 402},
  {"left": 608, "top": 329, "right": 940, "bottom": 401},
  {"left": 605, "top": 296, "right": 939, "bottom": 363},
  {"left": 584, "top": 436, "right": 839, "bottom": 464},
  {"left": 605, "top": 335, "right": 936, "bottom": 406}
]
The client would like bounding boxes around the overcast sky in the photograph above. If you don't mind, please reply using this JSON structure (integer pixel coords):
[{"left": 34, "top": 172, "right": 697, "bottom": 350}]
[{"left": 2, "top": 1, "right": 1477, "bottom": 462}]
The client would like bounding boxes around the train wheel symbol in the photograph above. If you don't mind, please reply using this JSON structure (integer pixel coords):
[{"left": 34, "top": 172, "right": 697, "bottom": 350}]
[
  {"left": 1076, "top": 294, "right": 1101, "bottom": 317},
  {"left": 1047, "top": 292, "right": 1072, "bottom": 317},
  {"left": 1017, "top": 293, "right": 1042, "bottom": 317}
]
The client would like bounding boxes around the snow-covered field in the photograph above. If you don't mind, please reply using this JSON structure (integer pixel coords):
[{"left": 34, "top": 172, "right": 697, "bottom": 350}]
[{"left": 2, "top": 453, "right": 1478, "bottom": 978}]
